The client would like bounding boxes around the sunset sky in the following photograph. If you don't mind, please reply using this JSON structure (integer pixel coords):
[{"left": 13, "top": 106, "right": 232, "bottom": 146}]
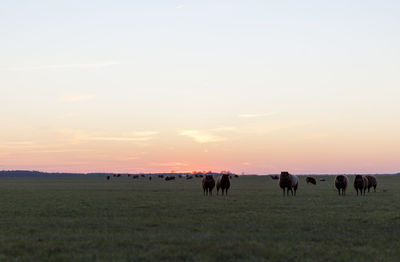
[{"left": 1, "top": 1, "right": 400, "bottom": 174}]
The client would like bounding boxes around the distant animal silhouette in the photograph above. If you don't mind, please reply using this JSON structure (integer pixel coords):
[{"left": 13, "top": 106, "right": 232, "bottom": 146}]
[
  {"left": 334, "top": 175, "right": 348, "bottom": 195},
  {"left": 279, "top": 171, "right": 298, "bottom": 196},
  {"left": 165, "top": 176, "right": 175, "bottom": 181},
  {"left": 306, "top": 177, "right": 317, "bottom": 185}
]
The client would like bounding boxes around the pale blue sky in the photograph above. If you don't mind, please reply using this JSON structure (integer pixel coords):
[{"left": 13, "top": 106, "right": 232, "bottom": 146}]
[{"left": 1, "top": 1, "right": 400, "bottom": 173}]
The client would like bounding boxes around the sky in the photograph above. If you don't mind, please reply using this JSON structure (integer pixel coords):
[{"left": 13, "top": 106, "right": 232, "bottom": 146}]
[{"left": 1, "top": 0, "right": 400, "bottom": 174}]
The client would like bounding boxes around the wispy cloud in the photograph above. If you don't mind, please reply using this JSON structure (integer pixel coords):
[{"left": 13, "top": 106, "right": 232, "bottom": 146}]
[
  {"left": 238, "top": 112, "right": 276, "bottom": 118},
  {"left": 211, "top": 126, "right": 237, "bottom": 132},
  {"left": 234, "top": 121, "right": 310, "bottom": 135},
  {"left": 0, "top": 129, "right": 159, "bottom": 155},
  {"left": 33, "top": 62, "right": 119, "bottom": 70},
  {"left": 115, "top": 156, "right": 140, "bottom": 161},
  {"left": 131, "top": 131, "right": 159, "bottom": 137},
  {"left": 2, "top": 62, "right": 119, "bottom": 71},
  {"left": 0, "top": 141, "right": 36, "bottom": 148},
  {"left": 81, "top": 130, "right": 159, "bottom": 142},
  {"left": 179, "top": 121, "right": 308, "bottom": 143},
  {"left": 176, "top": 4, "right": 184, "bottom": 9},
  {"left": 155, "top": 162, "right": 188, "bottom": 167},
  {"left": 55, "top": 129, "right": 159, "bottom": 143},
  {"left": 180, "top": 130, "right": 227, "bottom": 143},
  {"left": 60, "top": 94, "right": 95, "bottom": 102},
  {"left": 87, "top": 136, "right": 153, "bottom": 142}
]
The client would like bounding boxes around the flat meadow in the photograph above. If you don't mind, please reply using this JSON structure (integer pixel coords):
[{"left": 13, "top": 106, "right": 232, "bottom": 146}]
[{"left": 0, "top": 175, "right": 399, "bottom": 261}]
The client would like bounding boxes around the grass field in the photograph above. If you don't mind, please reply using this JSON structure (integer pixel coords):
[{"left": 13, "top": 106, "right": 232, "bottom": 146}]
[{"left": 0, "top": 175, "right": 399, "bottom": 261}]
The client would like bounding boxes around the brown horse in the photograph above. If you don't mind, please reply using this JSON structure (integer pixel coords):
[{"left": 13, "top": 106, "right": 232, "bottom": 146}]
[
  {"left": 202, "top": 175, "right": 215, "bottom": 196},
  {"left": 334, "top": 175, "right": 348, "bottom": 195}
]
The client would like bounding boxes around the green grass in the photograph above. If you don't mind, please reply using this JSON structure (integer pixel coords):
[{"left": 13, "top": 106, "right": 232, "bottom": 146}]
[{"left": 0, "top": 175, "right": 399, "bottom": 261}]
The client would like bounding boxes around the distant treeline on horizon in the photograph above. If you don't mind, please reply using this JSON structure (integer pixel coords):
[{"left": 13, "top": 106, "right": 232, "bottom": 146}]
[{"left": 0, "top": 170, "right": 399, "bottom": 178}]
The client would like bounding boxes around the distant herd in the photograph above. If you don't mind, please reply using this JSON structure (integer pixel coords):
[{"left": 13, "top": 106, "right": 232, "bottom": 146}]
[
  {"left": 333, "top": 174, "right": 377, "bottom": 196},
  {"left": 107, "top": 171, "right": 379, "bottom": 197},
  {"left": 277, "top": 171, "right": 378, "bottom": 197}
]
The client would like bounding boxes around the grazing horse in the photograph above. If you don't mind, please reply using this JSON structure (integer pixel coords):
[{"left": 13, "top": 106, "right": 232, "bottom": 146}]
[
  {"left": 165, "top": 176, "right": 175, "bottom": 181},
  {"left": 306, "top": 177, "right": 317, "bottom": 185},
  {"left": 354, "top": 175, "right": 367, "bottom": 196},
  {"left": 279, "top": 171, "right": 298, "bottom": 196},
  {"left": 334, "top": 175, "right": 348, "bottom": 195},
  {"left": 202, "top": 175, "right": 215, "bottom": 196},
  {"left": 366, "top": 175, "right": 377, "bottom": 192},
  {"left": 216, "top": 174, "right": 231, "bottom": 196}
]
